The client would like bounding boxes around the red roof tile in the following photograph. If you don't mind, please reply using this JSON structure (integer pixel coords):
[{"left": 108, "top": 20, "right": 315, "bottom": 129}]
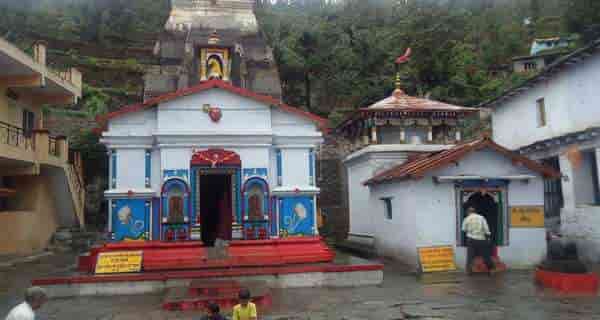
[
  {"left": 96, "top": 79, "right": 328, "bottom": 131},
  {"left": 365, "top": 88, "right": 479, "bottom": 112},
  {"left": 363, "top": 137, "right": 561, "bottom": 186}
]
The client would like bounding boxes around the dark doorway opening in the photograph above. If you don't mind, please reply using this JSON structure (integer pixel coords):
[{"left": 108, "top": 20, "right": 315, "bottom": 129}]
[
  {"left": 462, "top": 190, "right": 504, "bottom": 246},
  {"left": 200, "top": 174, "right": 232, "bottom": 246}
]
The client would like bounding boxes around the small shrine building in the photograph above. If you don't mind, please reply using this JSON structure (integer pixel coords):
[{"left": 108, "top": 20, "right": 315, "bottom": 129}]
[{"left": 338, "top": 71, "right": 560, "bottom": 272}]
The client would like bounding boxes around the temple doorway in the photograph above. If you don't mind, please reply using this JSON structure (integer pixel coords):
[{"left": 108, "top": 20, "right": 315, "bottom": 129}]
[
  {"left": 459, "top": 187, "right": 507, "bottom": 247},
  {"left": 199, "top": 173, "right": 233, "bottom": 246}
]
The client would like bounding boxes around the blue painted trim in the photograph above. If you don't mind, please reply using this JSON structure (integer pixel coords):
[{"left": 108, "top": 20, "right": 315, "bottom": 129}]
[
  {"left": 160, "top": 178, "right": 191, "bottom": 240},
  {"left": 309, "top": 148, "right": 315, "bottom": 186},
  {"left": 111, "top": 150, "right": 117, "bottom": 189},
  {"left": 145, "top": 150, "right": 152, "bottom": 188},
  {"left": 456, "top": 179, "right": 509, "bottom": 188},
  {"left": 190, "top": 169, "right": 197, "bottom": 225},
  {"left": 276, "top": 149, "right": 282, "bottom": 186},
  {"left": 152, "top": 197, "right": 160, "bottom": 240},
  {"left": 163, "top": 169, "right": 189, "bottom": 181}
]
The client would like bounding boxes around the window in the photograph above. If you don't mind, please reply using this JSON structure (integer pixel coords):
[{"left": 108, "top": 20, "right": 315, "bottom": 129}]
[
  {"left": 536, "top": 98, "right": 547, "bottom": 127},
  {"left": 524, "top": 62, "right": 538, "bottom": 71},
  {"left": 381, "top": 197, "right": 393, "bottom": 220},
  {"left": 22, "top": 109, "right": 35, "bottom": 136}
]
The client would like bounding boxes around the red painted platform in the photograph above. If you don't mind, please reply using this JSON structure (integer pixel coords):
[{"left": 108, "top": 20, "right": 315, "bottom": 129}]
[
  {"left": 162, "top": 280, "right": 272, "bottom": 312},
  {"left": 32, "top": 261, "right": 384, "bottom": 286},
  {"left": 535, "top": 268, "right": 599, "bottom": 294},
  {"left": 78, "top": 237, "right": 335, "bottom": 274}
]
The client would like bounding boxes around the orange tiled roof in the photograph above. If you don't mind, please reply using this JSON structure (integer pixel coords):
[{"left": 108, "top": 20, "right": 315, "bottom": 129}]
[{"left": 363, "top": 136, "right": 560, "bottom": 186}]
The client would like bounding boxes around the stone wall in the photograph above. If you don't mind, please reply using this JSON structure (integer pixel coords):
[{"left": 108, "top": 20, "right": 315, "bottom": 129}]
[{"left": 317, "top": 133, "right": 353, "bottom": 241}]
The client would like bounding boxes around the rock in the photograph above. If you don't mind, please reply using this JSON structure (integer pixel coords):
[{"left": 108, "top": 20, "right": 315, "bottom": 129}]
[{"left": 390, "top": 300, "right": 424, "bottom": 307}]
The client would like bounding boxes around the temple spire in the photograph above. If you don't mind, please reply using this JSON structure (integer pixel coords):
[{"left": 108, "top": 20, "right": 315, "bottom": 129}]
[{"left": 394, "top": 48, "right": 412, "bottom": 91}]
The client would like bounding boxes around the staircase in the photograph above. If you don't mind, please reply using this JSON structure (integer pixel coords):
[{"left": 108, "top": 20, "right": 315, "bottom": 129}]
[
  {"left": 64, "top": 151, "right": 86, "bottom": 226},
  {"left": 50, "top": 227, "right": 102, "bottom": 253}
]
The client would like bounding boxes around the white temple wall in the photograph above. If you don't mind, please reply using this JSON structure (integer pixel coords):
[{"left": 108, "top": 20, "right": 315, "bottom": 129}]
[
  {"left": 157, "top": 89, "right": 272, "bottom": 133},
  {"left": 116, "top": 149, "right": 146, "bottom": 189}
]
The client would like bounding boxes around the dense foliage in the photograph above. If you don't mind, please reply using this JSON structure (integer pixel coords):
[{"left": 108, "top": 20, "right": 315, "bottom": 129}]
[{"left": 0, "top": 0, "right": 598, "bottom": 125}]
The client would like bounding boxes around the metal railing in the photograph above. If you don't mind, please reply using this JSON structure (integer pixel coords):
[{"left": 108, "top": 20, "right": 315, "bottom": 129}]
[
  {"left": 0, "top": 121, "right": 34, "bottom": 150},
  {"left": 49, "top": 136, "right": 59, "bottom": 157}
]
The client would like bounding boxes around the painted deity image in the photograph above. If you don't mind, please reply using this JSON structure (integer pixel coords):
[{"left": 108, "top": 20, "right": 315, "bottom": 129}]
[
  {"left": 281, "top": 200, "right": 313, "bottom": 236},
  {"left": 115, "top": 205, "right": 145, "bottom": 240}
]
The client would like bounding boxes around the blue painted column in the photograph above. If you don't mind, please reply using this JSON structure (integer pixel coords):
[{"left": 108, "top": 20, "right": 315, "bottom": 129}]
[
  {"left": 276, "top": 149, "right": 282, "bottom": 186},
  {"left": 145, "top": 150, "right": 151, "bottom": 188},
  {"left": 110, "top": 149, "right": 117, "bottom": 189}
]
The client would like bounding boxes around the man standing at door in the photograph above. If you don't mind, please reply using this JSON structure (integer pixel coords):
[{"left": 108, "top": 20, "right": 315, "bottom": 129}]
[{"left": 462, "top": 207, "right": 496, "bottom": 275}]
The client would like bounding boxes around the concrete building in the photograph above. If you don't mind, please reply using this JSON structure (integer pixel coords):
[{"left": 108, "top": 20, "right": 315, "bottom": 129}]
[
  {"left": 0, "top": 38, "right": 85, "bottom": 255},
  {"left": 338, "top": 74, "right": 559, "bottom": 272},
  {"left": 96, "top": 79, "right": 326, "bottom": 243},
  {"left": 486, "top": 39, "right": 600, "bottom": 263}
]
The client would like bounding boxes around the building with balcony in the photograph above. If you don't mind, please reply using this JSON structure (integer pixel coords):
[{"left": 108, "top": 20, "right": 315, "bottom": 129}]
[
  {"left": 336, "top": 68, "right": 559, "bottom": 272},
  {"left": 0, "top": 37, "right": 85, "bottom": 255}
]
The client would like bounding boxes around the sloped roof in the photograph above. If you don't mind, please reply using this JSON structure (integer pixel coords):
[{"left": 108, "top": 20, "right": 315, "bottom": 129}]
[
  {"left": 482, "top": 38, "right": 600, "bottom": 108},
  {"left": 335, "top": 88, "right": 478, "bottom": 133},
  {"left": 363, "top": 137, "right": 560, "bottom": 186},
  {"left": 96, "top": 79, "right": 328, "bottom": 131},
  {"left": 366, "top": 88, "right": 478, "bottom": 112}
]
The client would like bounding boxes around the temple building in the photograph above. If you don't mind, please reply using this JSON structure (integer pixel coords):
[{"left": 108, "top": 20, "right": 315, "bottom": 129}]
[
  {"left": 96, "top": 0, "right": 326, "bottom": 244},
  {"left": 338, "top": 63, "right": 560, "bottom": 272}
]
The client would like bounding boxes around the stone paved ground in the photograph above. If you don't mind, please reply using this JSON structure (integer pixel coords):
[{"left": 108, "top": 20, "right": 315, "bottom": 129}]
[{"left": 2, "top": 253, "right": 600, "bottom": 320}]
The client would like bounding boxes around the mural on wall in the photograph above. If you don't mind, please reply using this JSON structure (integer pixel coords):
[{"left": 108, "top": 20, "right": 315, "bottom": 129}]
[
  {"left": 112, "top": 199, "right": 149, "bottom": 241},
  {"left": 279, "top": 197, "right": 314, "bottom": 237}
]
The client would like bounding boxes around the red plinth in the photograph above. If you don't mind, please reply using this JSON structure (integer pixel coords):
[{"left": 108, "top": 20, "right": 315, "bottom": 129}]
[
  {"left": 471, "top": 256, "right": 507, "bottom": 274},
  {"left": 78, "top": 237, "right": 335, "bottom": 274},
  {"left": 535, "top": 268, "right": 600, "bottom": 294},
  {"left": 162, "top": 280, "right": 271, "bottom": 312}
]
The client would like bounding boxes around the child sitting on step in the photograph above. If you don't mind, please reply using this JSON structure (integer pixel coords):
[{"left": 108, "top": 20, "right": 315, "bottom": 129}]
[{"left": 232, "top": 289, "right": 257, "bottom": 320}]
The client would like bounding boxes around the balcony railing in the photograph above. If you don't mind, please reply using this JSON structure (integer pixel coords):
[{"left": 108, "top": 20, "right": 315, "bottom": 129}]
[{"left": 0, "top": 121, "right": 34, "bottom": 150}]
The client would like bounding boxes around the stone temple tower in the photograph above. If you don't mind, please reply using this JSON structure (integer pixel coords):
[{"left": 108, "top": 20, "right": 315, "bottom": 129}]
[{"left": 144, "top": 0, "right": 282, "bottom": 100}]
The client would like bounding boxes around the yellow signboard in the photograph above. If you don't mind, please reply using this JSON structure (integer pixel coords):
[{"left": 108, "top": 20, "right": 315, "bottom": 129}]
[
  {"left": 510, "top": 206, "right": 545, "bottom": 228},
  {"left": 418, "top": 246, "right": 456, "bottom": 273},
  {"left": 95, "top": 251, "right": 143, "bottom": 274}
]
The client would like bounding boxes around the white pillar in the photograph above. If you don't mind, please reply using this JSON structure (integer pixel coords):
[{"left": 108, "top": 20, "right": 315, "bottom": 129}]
[
  {"left": 371, "top": 127, "right": 378, "bottom": 144},
  {"left": 559, "top": 154, "right": 577, "bottom": 209}
]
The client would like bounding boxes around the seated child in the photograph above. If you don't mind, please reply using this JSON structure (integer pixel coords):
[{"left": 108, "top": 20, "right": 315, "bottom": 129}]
[
  {"left": 232, "top": 289, "right": 257, "bottom": 320},
  {"left": 201, "top": 302, "right": 227, "bottom": 320}
]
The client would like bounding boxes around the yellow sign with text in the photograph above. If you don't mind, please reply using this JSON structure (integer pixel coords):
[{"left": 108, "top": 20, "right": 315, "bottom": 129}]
[
  {"left": 418, "top": 246, "right": 456, "bottom": 273},
  {"left": 510, "top": 206, "right": 545, "bottom": 228},
  {"left": 95, "top": 251, "right": 143, "bottom": 274}
]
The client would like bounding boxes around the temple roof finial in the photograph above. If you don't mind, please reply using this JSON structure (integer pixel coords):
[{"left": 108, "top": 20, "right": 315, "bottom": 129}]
[{"left": 394, "top": 48, "right": 412, "bottom": 91}]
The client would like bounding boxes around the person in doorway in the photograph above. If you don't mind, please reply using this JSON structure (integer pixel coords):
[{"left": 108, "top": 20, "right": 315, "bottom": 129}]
[
  {"left": 201, "top": 302, "right": 227, "bottom": 320},
  {"left": 462, "top": 207, "right": 496, "bottom": 275},
  {"left": 232, "top": 289, "right": 257, "bottom": 320},
  {"left": 5, "top": 287, "right": 48, "bottom": 320}
]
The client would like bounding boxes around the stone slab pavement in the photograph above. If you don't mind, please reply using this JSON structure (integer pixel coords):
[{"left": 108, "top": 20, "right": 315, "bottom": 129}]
[{"left": 2, "top": 252, "right": 600, "bottom": 320}]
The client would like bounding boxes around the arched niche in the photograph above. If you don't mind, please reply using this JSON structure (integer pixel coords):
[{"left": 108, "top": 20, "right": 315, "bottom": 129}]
[
  {"left": 161, "top": 178, "right": 191, "bottom": 225},
  {"left": 242, "top": 177, "right": 269, "bottom": 221}
]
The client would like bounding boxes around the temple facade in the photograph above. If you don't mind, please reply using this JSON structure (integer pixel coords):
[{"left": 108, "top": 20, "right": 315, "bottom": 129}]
[{"left": 97, "top": 0, "right": 326, "bottom": 245}]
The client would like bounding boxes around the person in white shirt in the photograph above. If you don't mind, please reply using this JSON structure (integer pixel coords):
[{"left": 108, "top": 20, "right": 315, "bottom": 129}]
[
  {"left": 462, "top": 207, "right": 496, "bottom": 275},
  {"left": 5, "top": 287, "right": 47, "bottom": 320}
]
